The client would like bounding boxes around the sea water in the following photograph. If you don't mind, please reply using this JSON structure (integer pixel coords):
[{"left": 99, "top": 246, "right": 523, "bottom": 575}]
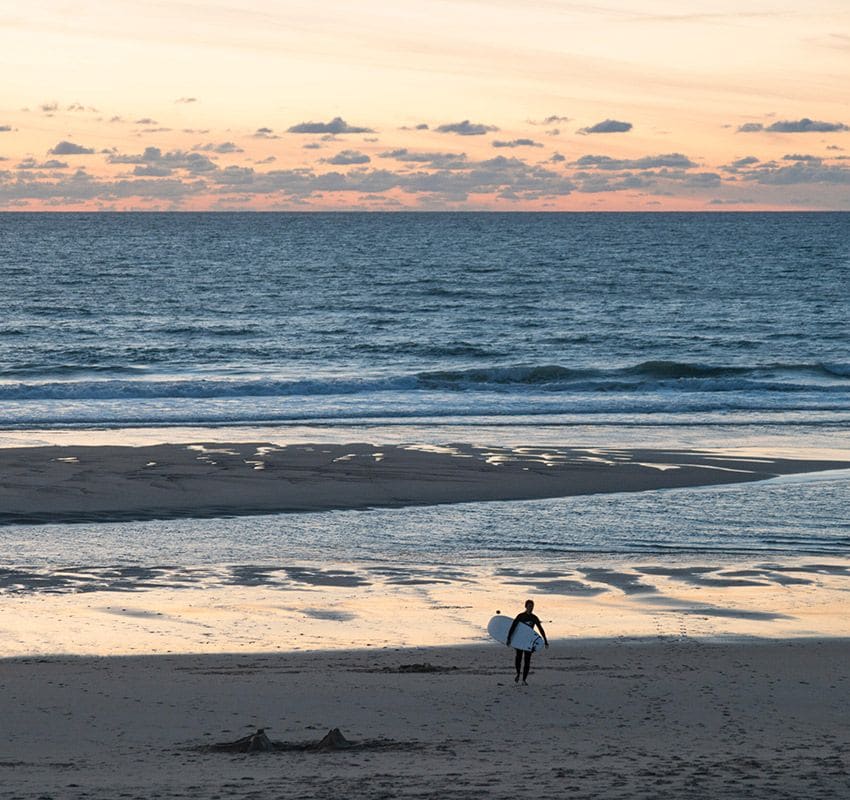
[{"left": 1, "top": 212, "right": 849, "bottom": 573}]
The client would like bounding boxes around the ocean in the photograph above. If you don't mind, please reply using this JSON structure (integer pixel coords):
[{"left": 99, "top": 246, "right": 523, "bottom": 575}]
[{"left": 1, "top": 212, "right": 849, "bottom": 572}]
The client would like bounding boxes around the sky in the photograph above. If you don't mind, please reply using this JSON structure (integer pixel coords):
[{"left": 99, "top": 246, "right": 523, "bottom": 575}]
[{"left": 2, "top": 0, "right": 849, "bottom": 210}]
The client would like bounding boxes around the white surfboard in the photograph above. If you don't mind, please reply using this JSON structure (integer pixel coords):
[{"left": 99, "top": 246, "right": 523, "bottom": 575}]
[{"left": 487, "top": 615, "right": 545, "bottom": 652}]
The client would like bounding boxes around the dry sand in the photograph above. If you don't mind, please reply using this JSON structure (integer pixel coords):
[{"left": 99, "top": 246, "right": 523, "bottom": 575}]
[
  {"left": 2, "top": 639, "right": 849, "bottom": 800},
  {"left": 0, "top": 441, "right": 847, "bottom": 524}
]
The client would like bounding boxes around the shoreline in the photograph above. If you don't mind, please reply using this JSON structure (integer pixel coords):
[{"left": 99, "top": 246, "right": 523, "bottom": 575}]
[
  {"left": 1, "top": 441, "right": 848, "bottom": 526},
  {"left": 4, "top": 639, "right": 850, "bottom": 799}
]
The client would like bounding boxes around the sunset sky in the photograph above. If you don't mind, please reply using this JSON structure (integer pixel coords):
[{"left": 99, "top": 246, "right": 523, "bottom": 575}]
[{"left": 2, "top": 0, "right": 849, "bottom": 210}]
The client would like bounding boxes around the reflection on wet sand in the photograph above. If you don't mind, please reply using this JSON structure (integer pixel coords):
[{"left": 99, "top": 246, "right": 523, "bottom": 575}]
[{"left": 2, "top": 555, "right": 849, "bottom": 657}]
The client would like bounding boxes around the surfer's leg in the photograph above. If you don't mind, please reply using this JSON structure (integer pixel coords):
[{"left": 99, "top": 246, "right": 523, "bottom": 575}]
[
  {"left": 522, "top": 651, "right": 531, "bottom": 682},
  {"left": 514, "top": 649, "right": 522, "bottom": 681}
]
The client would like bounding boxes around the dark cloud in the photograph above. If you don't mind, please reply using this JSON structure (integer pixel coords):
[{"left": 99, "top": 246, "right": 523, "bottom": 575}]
[
  {"left": 739, "top": 118, "right": 850, "bottom": 133},
  {"left": 133, "top": 165, "right": 173, "bottom": 177},
  {"left": 709, "top": 198, "right": 756, "bottom": 205},
  {"left": 768, "top": 118, "right": 849, "bottom": 133},
  {"left": 379, "top": 149, "right": 468, "bottom": 170},
  {"left": 0, "top": 125, "right": 12, "bottom": 132},
  {"left": 729, "top": 155, "right": 760, "bottom": 168},
  {"left": 287, "top": 116, "right": 374, "bottom": 134},
  {"left": 782, "top": 153, "right": 821, "bottom": 163},
  {"left": 549, "top": 153, "right": 566, "bottom": 163},
  {"left": 492, "top": 139, "right": 543, "bottom": 148},
  {"left": 108, "top": 147, "right": 217, "bottom": 173},
  {"left": 254, "top": 156, "right": 276, "bottom": 164},
  {"left": 252, "top": 127, "right": 279, "bottom": 139},
  {"left": 134, "top": 117, "right": 158, "bottom": 125},
  {"left": 574, "top": 153, "right": 696, "bottom": 169},
  {"left": 40, "top": 102, "right": 59, "bottom": 114},
  {"left": 303, "top": 142, "right": 322, "bottom": 150},
  {"left": 16, "top": 158, "right": 69, "bottom": 170},
  {"left": 400, "top": 123, "right": 430, "bottom": 130},
  {"left": 435, "top": 120, "right": 499, "bottom": 136},
  {"left": 0, "top": 171, "right": 208, "bottom": 203},
  {"left": 826, "top": 144, "right": 843, "bottom": 151},
  {"left": 212, "top": 166, "right": 255, "bottom": 185},
  {"left": 322, "top": 150, "right": 371, "bottom": 165},
  {"left": 742, "top": 162, "right": 850, "bottom": 185},
  {"left": 195, "top": 142, "right": 244, "bottom": 153},
  {"left": 49, "top": 141, "right": 95, "bottom": 155},
  {"left": 578, "top": 119, "right": 633, "bottom": 135},
  {"left": 529, "top": 115, "right": 571, "bottom": 125},
  {"left": 176, "top": 97, "right": 197, "bottom": 103}
]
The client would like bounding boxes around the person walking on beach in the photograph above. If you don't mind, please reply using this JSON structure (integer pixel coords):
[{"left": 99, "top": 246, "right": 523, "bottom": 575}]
[{"left": 506, "top": 599, "right": 548, "bottom": 685}]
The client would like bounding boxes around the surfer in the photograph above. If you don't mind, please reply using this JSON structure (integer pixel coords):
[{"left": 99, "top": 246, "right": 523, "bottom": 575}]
[{"left": 507, "top": 599, "right": 548, "bottom": 685}]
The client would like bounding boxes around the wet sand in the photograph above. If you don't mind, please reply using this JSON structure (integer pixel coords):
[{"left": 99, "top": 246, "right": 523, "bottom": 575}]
[
  {"left": 3, "top": 639, "right": 849, "bottom": 800},
  {"left": 0, "top": 441, "right": 847, "bottom": 524}
]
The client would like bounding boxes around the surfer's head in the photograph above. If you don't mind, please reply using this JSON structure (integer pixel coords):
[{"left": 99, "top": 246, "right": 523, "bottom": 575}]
[{"left": 525, "top": 599, "right": 534, "bottom": 611}]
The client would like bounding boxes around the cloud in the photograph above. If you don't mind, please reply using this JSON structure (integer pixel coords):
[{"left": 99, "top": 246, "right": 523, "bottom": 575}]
[
  {"left": 287, "top": 116, "right": 374, "bottom": 134},
  {"left": 40, "top": 102, "right": 59, "bottom": 114},
  {"left": 176, "top": 97, "right": 197, "bottom": 103},
  {"left": 379, "top": 149, "right": 468, "bottom": 170},
  {"left": 492, "top": 139, "right": 543, "bottom": 148},
  {"left": 49, "top": 141, "right": 95, "bottom": 155},
  {"left": 67, "top": 103, "right": 97, "bottom": 112},
  {"left": 322, "top": 150, "right": 371, "bottom": 165},
  {"left": 529, "top": 115, "right": 571, "bottom": 125},
  {"left": 739, "top": 118, "right": 850, "bottom": 133},
  {"left": 195, "top": 142, "right": 244, "bottom": 153},
  {"left": 574, "top": 153, "right": 696, "bottom": 169},
  {"left": 133, "top": 165, "right": 173, "bottom": 177},
  {"left": 0, "top": 125, "right": 12, "bottom": 132},
  {"left": 252, "top": 127, "right": 279, "bottom": 139},
  {"left": 727, "top": 155, "right": 760, "bottom": 168},
  {"left": 578, "top": 119, "right": 633, "bottom": 135},
  {"left": 435, "top": 120, "right": 498, "bottom": 136},
  {"left": 782, "top": 153, "right": 821, "bottom": 163},
  {"left": 134, "top": 117, "right": 158, "bottom": 125},
  {"left": 768, "top": 118, "right": 849, "bottom": 133},
  {"left": 303, "top": 142, "right": 322, "bottom": 150},
  {"left": 827, "top": 145, "right": 843, "bottom": 151},
  {"left": 108, "top": 146, "right": 217, "bottom": 173},
  {"left": 549, "top": 153, "right": 566, "bottom": 163},
  {"left": 742, "top": 162, "right": 850, "bottom": 185},
  {"left": 400, "top": 123, "right": 429, "bottom": 130},
  {"left": 16, "top": 158, "right": 69, "bottom": 170},
  {"left": 213, "top": 166, "right": 256, "bottom": 185}
]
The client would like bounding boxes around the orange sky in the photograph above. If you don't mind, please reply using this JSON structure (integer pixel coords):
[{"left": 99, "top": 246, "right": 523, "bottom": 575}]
[{"left": 2, "top": 0, "right": 849, "bottom": 210}]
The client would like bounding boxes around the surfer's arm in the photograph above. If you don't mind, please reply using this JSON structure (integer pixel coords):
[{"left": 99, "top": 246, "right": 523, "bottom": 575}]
[
  {"left": 537, "top": 622, "right": 549, "bottom": 647},
  {"left": 506, "top": 617, "right": 520, "bottom": 646}
]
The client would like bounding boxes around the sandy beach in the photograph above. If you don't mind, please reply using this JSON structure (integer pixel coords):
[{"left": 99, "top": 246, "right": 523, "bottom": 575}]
[
  {"left": 3, "top": 639, "right": 849, "bottom": 800},
  {"left": 2, "top": 441, "right": 849, "bottom": 797},
  {"left": 1, "top": 441, "right": 847, "bottom": 525}
]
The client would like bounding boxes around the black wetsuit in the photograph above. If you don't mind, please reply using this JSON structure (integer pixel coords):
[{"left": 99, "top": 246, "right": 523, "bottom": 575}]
[{"left": 507, "top": 611, "right": 545, "bottom": 681}]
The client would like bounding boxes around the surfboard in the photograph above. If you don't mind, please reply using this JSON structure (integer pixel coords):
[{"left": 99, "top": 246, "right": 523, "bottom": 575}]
[{"left": 487, "top": 614, "right": 545, "bottom": 652}]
